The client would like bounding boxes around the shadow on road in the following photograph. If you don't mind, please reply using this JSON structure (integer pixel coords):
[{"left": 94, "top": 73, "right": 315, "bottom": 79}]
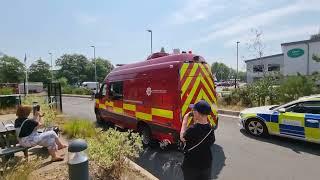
[
  {"left": 240, "top": 129, "right": 320, "bottom": 156},
  {"left": 136, "top": 144, "right": 226, "bottom": 180}
]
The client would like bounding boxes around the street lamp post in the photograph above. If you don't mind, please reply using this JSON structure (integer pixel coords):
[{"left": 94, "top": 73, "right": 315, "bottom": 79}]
[
  {"left": 235, "top": 41, "right": 240, "bottom": 88},
  {"left": 49, "top": 52, "right": 53, "bottom": 82},
  {"left": 147, "top": 29, "right": 153, "bottom": 54},
  {"left": 90, "top": 46, "right": 97, "bottom": 90}
]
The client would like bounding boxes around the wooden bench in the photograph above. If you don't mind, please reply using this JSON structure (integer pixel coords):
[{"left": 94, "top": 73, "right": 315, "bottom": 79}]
[{"left": 0, "top": 120, "right": 28, "bottom": 161}]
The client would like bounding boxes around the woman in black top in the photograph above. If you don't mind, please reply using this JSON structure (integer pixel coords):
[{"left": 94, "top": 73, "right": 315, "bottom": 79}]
[
  {"left": 180, "top": 100, "right": 215, "bottom": 180},
  {"left": 14, "top": 106, "right": 67, "bottom": 162}
]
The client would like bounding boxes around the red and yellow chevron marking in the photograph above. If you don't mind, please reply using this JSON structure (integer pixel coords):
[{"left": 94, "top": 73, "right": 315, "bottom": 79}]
[
  {"left": 180, "top": 63, "right": 218, "bottom": 127},
  {"left": 95, "top": 99, "right": 173, "bottom": 122}
]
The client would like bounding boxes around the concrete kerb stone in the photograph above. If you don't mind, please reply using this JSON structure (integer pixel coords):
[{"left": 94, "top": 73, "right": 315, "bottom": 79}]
[
  {"left": 62, "top": 94, "right": 91, "bottom": 98},
  {"left": 124, "top": 157, "right": 159, "bottom": 180},
  {"left": 218, "top": 109, "right": 240, "bottom": 117}
]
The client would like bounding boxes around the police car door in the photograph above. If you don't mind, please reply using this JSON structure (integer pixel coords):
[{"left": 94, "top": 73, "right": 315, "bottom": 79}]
[{"left": 280, "top": 101, "right": 320, "bottom": 141}]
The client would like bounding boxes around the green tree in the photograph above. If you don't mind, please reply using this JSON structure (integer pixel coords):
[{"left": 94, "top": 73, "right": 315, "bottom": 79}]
[
  {"left": 211, "top": 62, "right": 231, "bottom": 81},
  {"left": 56, "top": 54, "right": 89, "bottom": 85},
  {"left": 28, "top": 59, "right": 51, "bottom": 84},
  {"left": 0, "top": 55, "right": 25, "bottom": 83},
  {"left": 57, "top": 77, "right": 68, "bottom": 88},
  {"left": 278, "top": 75, "right": 316, "bottom": 103},
  {"left": 86, "top": 57, "right": 114, "bottom": 82},
  {"left": 310, "top": 30, "right": 320, "bottom": 40}
]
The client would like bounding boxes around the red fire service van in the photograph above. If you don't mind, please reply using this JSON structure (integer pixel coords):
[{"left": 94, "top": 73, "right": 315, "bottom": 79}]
[{"left": 95, "top": 50, "right": 218, "bottom": 147}]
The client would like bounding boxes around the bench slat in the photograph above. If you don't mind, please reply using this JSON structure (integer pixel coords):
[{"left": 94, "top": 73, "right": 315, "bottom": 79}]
[
  {"left": 3, "top": 120, "right": 15, "bottom": 132},
  {"left": 0, "top": 123, "right": 6, "bottom": 133},
  {"left": 0, "top": 146, "right": 27, "bottom": 156}
]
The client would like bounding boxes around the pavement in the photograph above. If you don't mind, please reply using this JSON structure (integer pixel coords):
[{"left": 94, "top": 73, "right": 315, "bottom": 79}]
[{"left": 62, "top": 96, "right": 320, "bottom": 180}]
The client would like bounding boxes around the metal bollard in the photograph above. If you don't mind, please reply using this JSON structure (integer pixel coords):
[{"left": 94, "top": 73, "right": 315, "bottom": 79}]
[{"left": 68, "top": 139, "right": 89, "bottom": 180}]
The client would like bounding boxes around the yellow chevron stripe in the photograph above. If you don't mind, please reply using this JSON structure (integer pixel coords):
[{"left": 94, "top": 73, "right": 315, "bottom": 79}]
[
  {"left": 199, "top": 63, "right": 215, "bottom": 88},
  {"left": 136, "top": 112, "right": 152, "bottom": 121},
  {"left": 152, "top": 108, "right": 173, "bottom": 119},
  {"left": 123, "top": 103, "right": 136, "bottom": 111},
  {"left": 180, "top": 63, "right": 189, "bottom": 80},
  {"left": 200, "top": 90, "right": 218, "bottom": 116},
  {"left": 113, "top": 107, "right": 124, "bottom": 114},
  {"left": 105, "top": 101, "right": 114, "bottom": 107},
  {"left": 200, "top": 78, "right": 217, "bottom": 104},
  {"left": 99, "top": 104, "right": 106, "bottom": 109},
  {"left": 182, "top": 74, "right": 202, "bottom": 115},
  {"left": 181, "top": 64, "right": 199, "bottom": 97}
]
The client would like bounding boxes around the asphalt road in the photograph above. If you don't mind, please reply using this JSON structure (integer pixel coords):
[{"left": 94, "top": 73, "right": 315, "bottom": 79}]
[{"left": 62, "top": 97, "right": 320, "bottom": 180}]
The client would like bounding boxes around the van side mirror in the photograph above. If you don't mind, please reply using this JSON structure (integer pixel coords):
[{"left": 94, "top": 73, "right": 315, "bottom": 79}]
[{"left": 278, "top": 108, "right": 286, "bottom": 113}]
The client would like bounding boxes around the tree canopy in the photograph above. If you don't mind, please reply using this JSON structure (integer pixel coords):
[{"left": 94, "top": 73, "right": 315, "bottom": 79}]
[
  {"left": 0, "top": 55, "right": 25, "bottom": 83},
  {"left": 28, "top": 59, "right": 51, "bottom": 84},
  {"left": 211, "top": 62, "right": 246, "bottom": 81},
  {"left": 55, "top": 54, "right": 114, "bottom": 85}
]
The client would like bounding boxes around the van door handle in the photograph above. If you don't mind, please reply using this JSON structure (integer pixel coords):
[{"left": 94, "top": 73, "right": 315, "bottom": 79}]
[{"left": 306, "top": 119, "right": 319, "bottom": 123}]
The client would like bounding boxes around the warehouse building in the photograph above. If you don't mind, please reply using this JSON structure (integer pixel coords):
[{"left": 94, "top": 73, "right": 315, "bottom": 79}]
[{"left": 245, "top": 38, "right": 320, "bottom": 83}]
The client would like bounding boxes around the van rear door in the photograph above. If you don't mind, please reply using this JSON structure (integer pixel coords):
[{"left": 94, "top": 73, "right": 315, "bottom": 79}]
[{"left": 180, "top": 62, "right": 218, "bottom": 127}]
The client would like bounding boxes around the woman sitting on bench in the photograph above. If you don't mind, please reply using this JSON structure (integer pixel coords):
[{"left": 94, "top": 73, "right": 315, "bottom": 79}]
[{"left": 14, "top": 106, "right": 67, "bottom": 162}]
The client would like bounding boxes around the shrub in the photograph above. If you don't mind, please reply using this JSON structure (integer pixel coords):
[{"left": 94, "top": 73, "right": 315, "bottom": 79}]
[
  {"left": 278, "top": 75, "right": 317, "bottom": 103},
  {"left": 63, "top": 119, "right": 96, "bottom": 138},
  {"left": 0, "top": 158, "right": 40, "bottom": 180},
  {"left": 0, "top": 87, "right": 14, "bottom": 95},
  {"left": 87, "top": 129, "right": 143, "bottom": 179},
  {"left": 62, "top": 85, "right": 73, "bottom": 94}
]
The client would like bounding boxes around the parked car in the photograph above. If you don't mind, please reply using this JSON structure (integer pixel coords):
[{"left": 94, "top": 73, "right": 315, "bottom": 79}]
[{"left": 239, "top": 95, "right": 320, "bottom": 143}]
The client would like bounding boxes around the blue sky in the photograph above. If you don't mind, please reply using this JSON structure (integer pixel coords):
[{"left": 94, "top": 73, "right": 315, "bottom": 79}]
[{"left": 1, "top": 0, "right": 319, "bottom": 71}]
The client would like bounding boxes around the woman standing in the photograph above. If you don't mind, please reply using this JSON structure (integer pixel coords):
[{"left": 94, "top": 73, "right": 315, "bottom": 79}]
[{"left": 180, "top": 100, "right": 215, "bottom": 180}]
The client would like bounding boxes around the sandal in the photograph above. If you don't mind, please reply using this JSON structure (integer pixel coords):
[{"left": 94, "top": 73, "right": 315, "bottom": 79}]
[
  {"left": 58, "top": 145, "right": 68, "bottom": 150},
  {"left": 51, "top": 157, "right": 64, "bottom": 162}
]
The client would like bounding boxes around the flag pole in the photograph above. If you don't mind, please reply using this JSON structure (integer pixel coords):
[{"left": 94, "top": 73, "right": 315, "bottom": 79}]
[{"left": 24, "top": 53, "right": 28, "bottom": 95}]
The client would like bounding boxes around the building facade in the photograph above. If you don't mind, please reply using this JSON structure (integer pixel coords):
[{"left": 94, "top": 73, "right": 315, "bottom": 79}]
[{"left": 245, "top": 39, "right": 320, "bottom": 83}]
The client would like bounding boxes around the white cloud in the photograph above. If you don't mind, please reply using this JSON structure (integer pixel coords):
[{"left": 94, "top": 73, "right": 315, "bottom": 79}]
[
  {"left": 223, "top": 25, "right": 320, "bottom": 47},
  {"left": 169, "top": 0, "right": 226, "bottom": 25},
  {"left": 198, "top": 0, "right": 320, "bottom": 44}
]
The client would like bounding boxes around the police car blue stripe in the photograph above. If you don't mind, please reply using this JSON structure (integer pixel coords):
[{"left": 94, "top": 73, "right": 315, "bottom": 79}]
[
  {"left": 270, "top": 115, "right": 279, "bottom": 123},
  {"left": 305, "top": 114, "right": 320, "bottom": 128},
  {"left": 279, "top": 124, "right": 304, "bottom": 132},
  {"left": 280, "top": 128, "right": 305, "bottom": 136},
  {"left": 257, "top": 114, "right": 270, "bottom": 122}
]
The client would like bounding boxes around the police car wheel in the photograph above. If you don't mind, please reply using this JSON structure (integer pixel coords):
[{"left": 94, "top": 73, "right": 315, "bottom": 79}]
[{"left": 245, "top": 119, "right": 268, "bottom": 137}]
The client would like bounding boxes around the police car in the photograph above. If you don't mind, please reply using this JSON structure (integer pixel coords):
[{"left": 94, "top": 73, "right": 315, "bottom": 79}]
[{"left": 239, "top": 95, "right": 320, "bottom": 143}]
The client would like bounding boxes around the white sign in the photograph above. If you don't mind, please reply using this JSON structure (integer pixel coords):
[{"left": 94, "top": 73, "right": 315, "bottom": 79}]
[{"left": 282, "top": 119, "right": 301, "bottom": 126}]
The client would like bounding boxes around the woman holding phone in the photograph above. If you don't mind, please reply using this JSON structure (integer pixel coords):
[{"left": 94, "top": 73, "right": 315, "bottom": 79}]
[{"left": 14, "top": 105, "right": 67, "bottom": 162}]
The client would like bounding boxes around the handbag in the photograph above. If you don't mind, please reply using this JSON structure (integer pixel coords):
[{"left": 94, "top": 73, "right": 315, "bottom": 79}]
[{"left": 183, "top": 128, "right": 214, "bottom": 153}]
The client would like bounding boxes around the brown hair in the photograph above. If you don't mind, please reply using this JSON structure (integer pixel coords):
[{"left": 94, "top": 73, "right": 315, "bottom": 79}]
[{"left": 16, "top": 106, "right": 32, "bottom": 118}]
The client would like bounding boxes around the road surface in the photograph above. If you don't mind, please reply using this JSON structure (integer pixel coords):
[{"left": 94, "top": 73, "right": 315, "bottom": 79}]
[{"left": 62, "top": 96, "right": 320, "bottom": 180}]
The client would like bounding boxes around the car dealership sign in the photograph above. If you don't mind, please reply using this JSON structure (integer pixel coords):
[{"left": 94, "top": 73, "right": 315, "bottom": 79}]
[{"left": 287, "top": 48, "right": 304, "bottom": 58}]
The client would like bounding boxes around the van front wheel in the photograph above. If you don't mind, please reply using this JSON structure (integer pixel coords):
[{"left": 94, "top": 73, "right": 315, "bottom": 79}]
[{"left": 139, "top": 125, "right": 152, "bottom": 146}]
